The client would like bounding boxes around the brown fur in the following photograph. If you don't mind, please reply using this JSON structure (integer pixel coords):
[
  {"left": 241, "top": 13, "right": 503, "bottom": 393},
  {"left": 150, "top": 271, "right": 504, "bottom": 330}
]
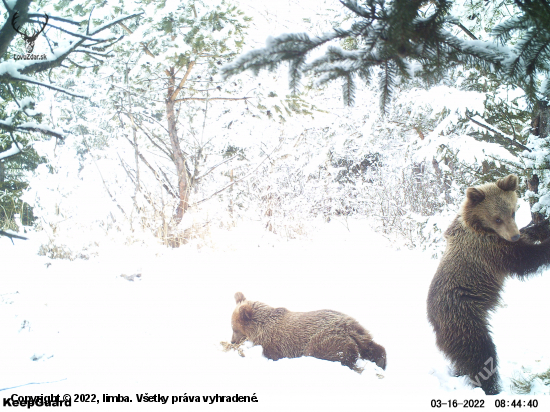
[
  {"left": 427, "top": 174, "right": 550, "bottom": 395},
  {"left": 231, "top": 292, "right": 387, "bottom": 371}
]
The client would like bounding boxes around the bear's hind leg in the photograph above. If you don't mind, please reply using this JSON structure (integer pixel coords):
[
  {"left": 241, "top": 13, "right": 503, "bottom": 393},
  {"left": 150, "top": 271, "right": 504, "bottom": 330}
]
[
  {"left": 305, "top": 332, "right": 361, "bottom": 370},
  {"left": 440, "top": 320, "right": 501, "bottom": 395}
]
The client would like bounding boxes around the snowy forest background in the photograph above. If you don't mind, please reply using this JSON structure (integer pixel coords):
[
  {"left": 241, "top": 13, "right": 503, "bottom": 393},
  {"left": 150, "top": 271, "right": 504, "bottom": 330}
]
[{"left": 1, "top": 0, "right": 550, "bottom": 409}]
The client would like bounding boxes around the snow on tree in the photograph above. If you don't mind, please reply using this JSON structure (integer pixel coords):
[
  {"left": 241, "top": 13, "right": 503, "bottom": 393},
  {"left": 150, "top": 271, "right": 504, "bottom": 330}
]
[
  {"left": 0, "top": 0, "right": 140, "bottom": 240},
  {"left": 222, "top": 0, "right": 550, "bottom": 228},
  {"left": 222, "top": 0, "right": 513, "bottom": 111}
]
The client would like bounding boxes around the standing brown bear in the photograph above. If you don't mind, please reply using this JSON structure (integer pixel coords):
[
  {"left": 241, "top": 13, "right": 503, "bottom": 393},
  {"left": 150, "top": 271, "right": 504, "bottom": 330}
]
[
  {"left": 427, "top": 174, "right": 550, "bottom": 395},
  {"left": 231, "top": 292, "right": 387, "bottom": 371}
]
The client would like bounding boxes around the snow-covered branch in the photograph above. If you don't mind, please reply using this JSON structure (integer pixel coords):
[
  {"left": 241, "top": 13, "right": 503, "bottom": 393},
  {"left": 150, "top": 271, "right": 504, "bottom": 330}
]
[
  {"left": 0, "top": 64, "right": 88, "bottom": 98},
  {"left": 0, "top": 143, "right": 22, "bottom": 161},
  {"left": 467, "top": 114, "right": 531, "bottom": 153},
  {"left": 0, "top": 119, "right": 65, "bottom": 160},
  {"left": 0, "top": 8, "right": 142, "bottom": 161}
]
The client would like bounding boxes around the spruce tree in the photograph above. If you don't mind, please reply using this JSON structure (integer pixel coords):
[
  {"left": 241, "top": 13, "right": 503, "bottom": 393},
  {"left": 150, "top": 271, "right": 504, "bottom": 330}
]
[
  {"left": 491, "top": 0, "right": 550, "bottom": 223},
  {"left": 224, "top": 0, "right": 550, "bottom": 225},
  {"left": 493, "top": 0, "right": 550, "bottom": 104},
  {"left": 222, "top": 0, "right": 508, "bottom": 111}
]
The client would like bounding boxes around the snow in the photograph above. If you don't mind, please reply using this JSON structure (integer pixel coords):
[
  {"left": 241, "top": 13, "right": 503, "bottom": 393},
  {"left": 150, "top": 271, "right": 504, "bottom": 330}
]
[
  {"left": 0, "top": 60, "right": 30, "bottom": 77},
  {"left": 0, "top": 143, "right": 21, "bottom": 160},
  {"left": 19, "top": 121, "right": 64, "bottom": 138},
  {"left": 1, "top": 216, "right": 549, "bottom": 410}
]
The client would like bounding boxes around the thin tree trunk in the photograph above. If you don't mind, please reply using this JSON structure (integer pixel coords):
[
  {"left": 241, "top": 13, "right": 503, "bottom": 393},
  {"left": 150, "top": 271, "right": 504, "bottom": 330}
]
[
  {"left": 166, "top": 67, "right": 191, "bottom": 223},
  {"left": 0, "top": 161, "right": 4, "bottom": 185},
  {"left": 529, "top": 101, "right": 550, "bottom": 224},
  {"left": 125, "top": 65, "right": 140, "bottom": 229}
]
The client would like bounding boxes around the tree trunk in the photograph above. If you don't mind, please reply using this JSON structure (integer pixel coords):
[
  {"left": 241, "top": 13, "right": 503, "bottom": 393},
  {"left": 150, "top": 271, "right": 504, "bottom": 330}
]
[
  {"left": 528, "top": 101, "right": 550, "bottom": 224},
  {"left": 0, "top": 0, "right": 33, "bottom": 59},
  {"left": 166, "top": 67, "right": 191, "bottom": 223},
  {"left": 527, "top": 173, "right": 544, "bottom": 224},
  {"left": 125, "top": 65, "right": 140, "bottom": 229}
]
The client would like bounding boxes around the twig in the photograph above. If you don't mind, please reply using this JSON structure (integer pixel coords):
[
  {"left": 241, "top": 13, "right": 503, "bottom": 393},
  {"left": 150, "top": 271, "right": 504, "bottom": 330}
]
[
  {"left": 119, "top": 112, "right": 171, "bottom": 158},
  {"left": 455, "top": 22, "right": 478, "bottom": 40},
  {"left": 0, "top": 230, "right": 28, "bottom": 243},
  {"left": 197, "top": 154, "right": 239, "bottom": 181},
  {"left": 173, "top": 96, "right": 251, "bottom": 103},
  {"left": 192, "top": 139, "right": 284, "bottom": 207},
  {"left": 0, "top": 378, "right": 67, "bottom": 392},
  {"left": 81, "top": 137, "right": 128, "bottom": 219},
  {"left": 122, "top": 136, "right": 178, "bottom": 199}
]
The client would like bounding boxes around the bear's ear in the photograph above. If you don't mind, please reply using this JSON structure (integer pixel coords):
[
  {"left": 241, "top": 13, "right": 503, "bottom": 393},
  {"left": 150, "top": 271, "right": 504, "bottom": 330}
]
[
  {"left": 235, "top": 292, "right": 246, "bottom": 304},
  {"left": 466, "top": 187, "right": 485, "bottom": 205},
  {"left": 496, "top": 174, "right": 519, "bottom": 192},
  {"left": 239, "top": 304, "right": 253, "bottom": 322}
]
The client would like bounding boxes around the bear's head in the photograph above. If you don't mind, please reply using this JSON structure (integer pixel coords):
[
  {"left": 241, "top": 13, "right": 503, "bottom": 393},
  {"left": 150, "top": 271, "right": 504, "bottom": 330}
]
[
  {"left": 231, "top": 292, "right": 253, "bottom": 344},
  {"left": 461, "top": 174, "right": 520, "bottom": 242}
]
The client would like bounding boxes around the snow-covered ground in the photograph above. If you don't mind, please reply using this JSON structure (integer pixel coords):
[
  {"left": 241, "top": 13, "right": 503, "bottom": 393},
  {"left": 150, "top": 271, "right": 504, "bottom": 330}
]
[{"left": 1, "top": 214, "right": 549, "bottom": 411}]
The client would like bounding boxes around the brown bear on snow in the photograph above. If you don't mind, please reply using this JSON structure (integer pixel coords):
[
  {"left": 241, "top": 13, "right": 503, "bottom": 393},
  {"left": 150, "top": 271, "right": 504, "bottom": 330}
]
[
  {"left": 231, "top": 292, "right": 387, "bottom": 371},
  {"left": 427, "top": 174, "right": 550, "bottom": 395}
]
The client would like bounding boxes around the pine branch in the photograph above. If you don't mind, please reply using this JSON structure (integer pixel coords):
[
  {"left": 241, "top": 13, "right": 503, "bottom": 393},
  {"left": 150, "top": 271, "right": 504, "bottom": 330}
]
[
  {"left": 342, "top": 72, "right": 355, "bottom": 106},
  {"left": 524, "top": 35, "right": 550, "bottom": 77},
  {"left": 221, "top": 31, "right": 343, "bottom": 82},
  {"left": 392, "top": 55, "right": 411, "bottom": 80},
  {"left": 340, "top": 0, "right": 374, "bottom": 19},
  {"left": 466, "top": 114, "right": 531, "bottom": 152},
  {"left": 492, "top": 15, "right": 530, "bottom": 43},
  {"left": 507, "top": 28, "right": 538, "bottom": 78},
  {"left": 222, "top": 0, "right": 539, "bottom": 110},
  {"left": 288, "top": 57, "right": 305, "bottom": 94},
  {"left": 379, "top": 60, "right": 396, "bottom": 114}
]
